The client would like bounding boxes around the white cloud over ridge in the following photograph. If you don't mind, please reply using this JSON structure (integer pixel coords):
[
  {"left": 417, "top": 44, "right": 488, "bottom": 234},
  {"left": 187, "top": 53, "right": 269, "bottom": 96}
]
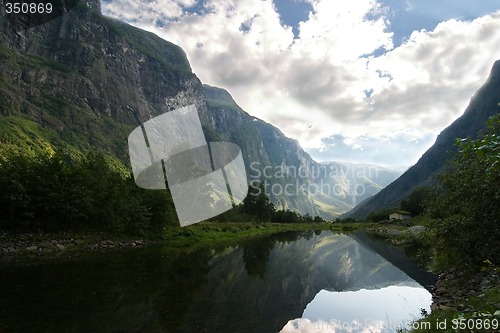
[{"left": 102, "top": 0, "right": 500, "bottom": 166}]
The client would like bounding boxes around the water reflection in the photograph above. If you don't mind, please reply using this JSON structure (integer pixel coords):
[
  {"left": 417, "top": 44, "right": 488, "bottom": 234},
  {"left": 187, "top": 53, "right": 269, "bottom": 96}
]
[
  {"left": 281, "top": 286, "right": 431, "bottom": 333},
  {"left": 0, "top": 230, "right": 434, "bottom": 333}
]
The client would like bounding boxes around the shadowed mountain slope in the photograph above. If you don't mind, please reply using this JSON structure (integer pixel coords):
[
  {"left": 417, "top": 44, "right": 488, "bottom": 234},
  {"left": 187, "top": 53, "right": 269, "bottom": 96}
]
[{"left": 344, "top": 60, "right": 500, "bottom": 219}]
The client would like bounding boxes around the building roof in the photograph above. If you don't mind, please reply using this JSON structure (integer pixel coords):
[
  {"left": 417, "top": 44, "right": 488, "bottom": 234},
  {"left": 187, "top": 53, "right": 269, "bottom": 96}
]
[{"left": 389, "top": 210, "right": 412, "bottom": 216}]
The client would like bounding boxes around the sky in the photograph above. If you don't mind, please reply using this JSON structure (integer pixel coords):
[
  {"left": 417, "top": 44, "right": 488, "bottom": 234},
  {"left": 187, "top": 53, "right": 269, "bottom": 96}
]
[{"left": 101, "top": 0, "right": 500, "bottom": 168}]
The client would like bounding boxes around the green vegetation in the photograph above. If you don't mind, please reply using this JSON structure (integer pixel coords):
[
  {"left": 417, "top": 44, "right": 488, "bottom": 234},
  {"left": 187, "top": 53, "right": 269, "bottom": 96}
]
[
  {"left": 0, "top": 145, "right": 327, "bottom": 238},
  {"left": 400, "top": 187, "right": 432, "bottom": 216},
  {"left": 206, "top": 96, "right": 242, "bottom": 111},
  {"left": 0, "top": 148, "right": 178, "bottom": 233},
  {"left": 0, "top": 116, "right": 60, "bottom": 154},
  {"left": 366, "top": 187, "right": 432, "bottom": 222},
  {"left": 204, "top": 85, "right": 244, "bottom": 112},
  {"left": 209, "top": 182, "right": 327, "bottom": 224},
  {"left": 408, "top": 306, "right": 500, "bottom": 333},
  {"left": 366, "top": 209, "right": 391, "bottom": 222},
  {"left": 157, "top": 222, "right": 334, "bottom": 250},
  {"left": 353, "top": 115, "right": 500, "bottom": 332},
  {"left": 427, "top": 114, "right": 499, "bottom": 268},
  {"left": 105, "top": 18, "right": 191, "bottom": 75},
  {"left": 394, "top": 114, "right": 500, "bottom": 332}
]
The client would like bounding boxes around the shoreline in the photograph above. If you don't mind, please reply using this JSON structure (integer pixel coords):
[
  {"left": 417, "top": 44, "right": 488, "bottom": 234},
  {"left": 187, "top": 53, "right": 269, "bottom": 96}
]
[
  {"left": 0, "top": 222, "right": 340, "bottom": 264},
  {"left": 0, "top": 229, "right": 157, "bottom": 264},
  {"left": 410, "top": 266, "right": 500, "bottom": 332},
  {"left": 348, "top": 223, "right": 500, "bottom": 331},
  {"left": 0, "top": 221, "right": 426, "bottom": 265},
  {"left": 2, "top": 221, "right": 497, "bottom": 331}
]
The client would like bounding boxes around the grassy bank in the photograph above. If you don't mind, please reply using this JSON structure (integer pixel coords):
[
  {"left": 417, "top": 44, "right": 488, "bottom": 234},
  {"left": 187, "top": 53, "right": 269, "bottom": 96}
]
[
  {"left": 367, "top": 219, "right": 500, "bottom": 333},
  {"left": 409, "top": 284, "right": 499, "bottom": 333},
  {"left": 154, "top": 222, "right": 361, "bottom": 249},
  {"left": 0, "top": 222, "right": 364, "bottom": 263}
]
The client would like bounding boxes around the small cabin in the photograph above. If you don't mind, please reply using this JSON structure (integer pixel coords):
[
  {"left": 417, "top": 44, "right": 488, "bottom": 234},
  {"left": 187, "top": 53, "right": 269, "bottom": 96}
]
[{"left": 389, "top": 210, "right": 412, "bottom": 221}]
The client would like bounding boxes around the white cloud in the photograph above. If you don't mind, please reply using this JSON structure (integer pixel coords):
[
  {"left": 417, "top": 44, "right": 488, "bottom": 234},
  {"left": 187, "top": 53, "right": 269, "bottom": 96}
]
[
  {"left": 309, "top": 131, "right": 436, "bottom": 167},
  {"left": 279, "top": 318, "right": 387, "bottom": 333},
  {"left": 367, "top": 13, "right": 500, "bottom": 131},
  {"left": 102, "top": 0, "right": 500, "bottom": 166},
  {"left": 103, "top": 0, "right": 194, "bottom": 22},
  {"left": 294, "top": 0, "right": 393, "bottom": 61}
]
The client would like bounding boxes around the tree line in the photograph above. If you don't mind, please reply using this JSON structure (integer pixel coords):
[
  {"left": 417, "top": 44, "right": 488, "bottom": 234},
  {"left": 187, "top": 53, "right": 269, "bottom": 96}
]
[
  {"left": 0, "top": 147, "right": 326, "bottom": 233},
  {"left": 210, "top": 182, "right": 326, "bottom": 223},
  {"left": 0, "top": 149, "right": 178, "bottom": 233}
]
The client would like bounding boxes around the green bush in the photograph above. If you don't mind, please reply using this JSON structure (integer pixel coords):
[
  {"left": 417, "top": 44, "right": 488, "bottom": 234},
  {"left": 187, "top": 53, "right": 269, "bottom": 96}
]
[
  {"left": 0, "top": 148, "right": 178, "bottom": 232},
  {"left": 428, "top": 114, "right": 500, "bottom": 267}
]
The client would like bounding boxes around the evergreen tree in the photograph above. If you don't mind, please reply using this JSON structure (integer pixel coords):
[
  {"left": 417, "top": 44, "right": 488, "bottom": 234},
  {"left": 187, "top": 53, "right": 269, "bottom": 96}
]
[{"left": 243, "top": 183, "right": 275, "bottom": 221}]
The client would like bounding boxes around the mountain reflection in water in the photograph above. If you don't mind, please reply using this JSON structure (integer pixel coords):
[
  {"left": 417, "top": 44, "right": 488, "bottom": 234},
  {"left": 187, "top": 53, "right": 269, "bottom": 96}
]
[{"left": 0, "top": 230, "right": 434, "bottom": 333}]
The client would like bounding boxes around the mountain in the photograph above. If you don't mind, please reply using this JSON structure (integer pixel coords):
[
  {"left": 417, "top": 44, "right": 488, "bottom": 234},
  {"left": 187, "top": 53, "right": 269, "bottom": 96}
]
[
  {"left": 201, "top": 85, "right": 401, "bottom": 218},
  {"left": 344, "top": 60, "right": 500, "bottom": 219},
  {"left": 0, "top": 0, "right": 397, "bottom": 219},
  {"left": 0, "top": 0, "right": 199, "bottom": 161},
  {"left": 318, "top": 161, "right": 400, "bottom": 204}
]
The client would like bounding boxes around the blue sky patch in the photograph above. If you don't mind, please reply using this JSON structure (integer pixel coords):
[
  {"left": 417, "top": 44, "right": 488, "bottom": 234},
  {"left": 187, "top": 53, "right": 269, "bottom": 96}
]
[{"left": 272, "top": 0, "right": 314, "bottom": 38}]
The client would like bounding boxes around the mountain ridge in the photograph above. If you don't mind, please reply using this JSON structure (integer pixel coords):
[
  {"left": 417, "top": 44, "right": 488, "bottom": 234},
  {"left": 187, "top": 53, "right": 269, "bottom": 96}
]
[
  {"left": 0, "top": 0, "right": 399, "bottom": 219},
  {"left": 201, "top": 85, "right": 401, "bottom": 217},
  {"left": 344, "top": 60, "right": 500, "bottom": 219}
]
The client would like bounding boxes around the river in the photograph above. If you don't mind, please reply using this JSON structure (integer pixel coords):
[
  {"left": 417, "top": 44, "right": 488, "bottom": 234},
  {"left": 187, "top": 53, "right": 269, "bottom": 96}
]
[{"left": 0, "top": 230, "right": 435, "bottom": 333}]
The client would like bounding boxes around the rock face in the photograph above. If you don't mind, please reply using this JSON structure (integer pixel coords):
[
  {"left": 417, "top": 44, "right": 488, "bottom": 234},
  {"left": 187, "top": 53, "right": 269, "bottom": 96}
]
[
  {"left": 0, "top": 0, "right": 397, "bottom": 219},
  {"left": 344, "top": 60, "right": 500, "bottom": 219},
  {"left": 0, "top": 0, "right": 200, "bottom": 160},
  {"left": 202, "top": 85, "right": 400, "bottom": 218}
]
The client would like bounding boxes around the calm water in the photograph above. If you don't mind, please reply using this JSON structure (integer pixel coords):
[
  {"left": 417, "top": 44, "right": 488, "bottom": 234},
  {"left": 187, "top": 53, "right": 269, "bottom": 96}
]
[{"left": 0, "top": 230, "right": 435, "bottom": 333}]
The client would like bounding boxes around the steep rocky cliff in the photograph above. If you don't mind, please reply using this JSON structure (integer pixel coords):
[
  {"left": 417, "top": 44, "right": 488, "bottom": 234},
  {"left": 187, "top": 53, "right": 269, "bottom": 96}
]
[
  {"left": 202, "top": 85, "right": 399, "bottom": 218},
  {"left": 0, "top": 0, "right": 397, "bottom": 219},
  {"left": 344, "top": 60, "right": 500, "bottom": 219},
  {"left": 0, "top": 0, "right": 204, "bottom": 160}
]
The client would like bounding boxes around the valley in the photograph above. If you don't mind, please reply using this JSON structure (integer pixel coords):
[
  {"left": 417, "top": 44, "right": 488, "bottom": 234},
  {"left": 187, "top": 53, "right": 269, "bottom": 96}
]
[{"left": 0, "top": 1, "right": 499, "bottom": 332}]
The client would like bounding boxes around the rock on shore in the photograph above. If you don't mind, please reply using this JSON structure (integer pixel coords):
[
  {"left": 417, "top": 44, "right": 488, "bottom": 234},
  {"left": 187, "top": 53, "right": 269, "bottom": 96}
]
[{"left": 0, "top": 232, "right": 156, "bottom": 263}]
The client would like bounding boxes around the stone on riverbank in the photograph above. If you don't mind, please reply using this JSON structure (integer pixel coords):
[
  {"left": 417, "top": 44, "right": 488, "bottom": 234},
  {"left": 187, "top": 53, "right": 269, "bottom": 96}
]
[{"left": 408, "top": 225, "right": 426, "bottom": 238}]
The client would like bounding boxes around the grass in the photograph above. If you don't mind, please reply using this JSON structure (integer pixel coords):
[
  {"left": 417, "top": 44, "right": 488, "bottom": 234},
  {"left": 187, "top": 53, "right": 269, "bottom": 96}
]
[
  {"left": 0, "top": 43, "right": 16, "bottom": 61},
  {"left": 0, "top": 116, "right": 59, "bottom": 154},
  {"left": 151, "top": 222, "right": 335, "bottom": 250},
  {"left": 409, "top": 291, "right": 500, "bottom": 333},
  {"left": 105, "top": 18, "right": 191, "bottom": 75},
  {"left": 406, "top": 254, "right": 500, "bottom": 332},
  {"left": 0, "top": 222, "right": 366, "bottom": 263}
]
